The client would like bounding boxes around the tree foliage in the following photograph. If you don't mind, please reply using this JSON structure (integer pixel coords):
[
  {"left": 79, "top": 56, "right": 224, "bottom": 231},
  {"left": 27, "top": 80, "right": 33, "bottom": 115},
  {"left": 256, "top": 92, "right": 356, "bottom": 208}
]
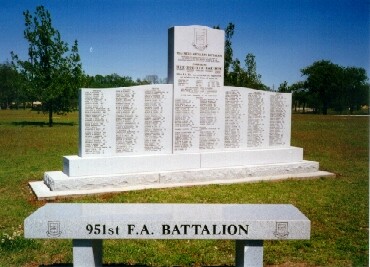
[
  {"left": 218, "top": 23, "right": 266, "bottom": 89},
  {"left": 227, "top": 53, "right": 265, "bottom": 89},
  {"left": 286, "top": 81, "right": 312, "bottom": 113},
  {"left": 0, "top": 62, "right": 24, "bottom": 109},
  {"left": 338, "top": 67, "right": 368, "bottom": 114},
  {"left": 223, "top": 23, "right": 234, "bottom": 85},
  {"left": 280, "top": 60, "right": 369, "bottom": 114},
  {"left": 83, "top": 73, "right": 148, "bottom": 88},
  {"left": 300, "top": 60, "right": 368, "bottom": 114},
  {"left": 301, "top": 60, "right": 341, "bottom": 114},
  {"left": 11, "top": 6, "right": 83, "bottom": 126}
]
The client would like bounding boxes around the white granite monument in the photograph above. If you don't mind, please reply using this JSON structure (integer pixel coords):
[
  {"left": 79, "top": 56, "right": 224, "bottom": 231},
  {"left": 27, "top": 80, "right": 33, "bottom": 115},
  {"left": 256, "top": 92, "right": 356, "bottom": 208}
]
[{"left": 30, "top": 25, "right": 332, "bottom": 199}]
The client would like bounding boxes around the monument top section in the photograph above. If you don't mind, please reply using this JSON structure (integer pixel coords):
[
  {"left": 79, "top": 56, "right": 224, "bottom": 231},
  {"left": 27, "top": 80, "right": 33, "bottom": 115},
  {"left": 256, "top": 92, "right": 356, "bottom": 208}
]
[{"left": 168, "top": 26, "right": 224, "bottom": 85}]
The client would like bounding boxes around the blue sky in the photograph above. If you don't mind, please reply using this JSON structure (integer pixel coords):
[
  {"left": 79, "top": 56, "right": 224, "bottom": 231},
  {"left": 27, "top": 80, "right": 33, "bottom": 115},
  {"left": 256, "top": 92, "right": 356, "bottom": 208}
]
[{"left": 1, "top": 0, "right": 369, "bottom": 89}]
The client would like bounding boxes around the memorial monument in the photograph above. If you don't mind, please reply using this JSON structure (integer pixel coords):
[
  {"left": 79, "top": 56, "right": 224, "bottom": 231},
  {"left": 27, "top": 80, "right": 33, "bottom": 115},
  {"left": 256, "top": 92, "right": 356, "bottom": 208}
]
[{"left": 30, "top": 25, "right": 332, "bottom": 199}]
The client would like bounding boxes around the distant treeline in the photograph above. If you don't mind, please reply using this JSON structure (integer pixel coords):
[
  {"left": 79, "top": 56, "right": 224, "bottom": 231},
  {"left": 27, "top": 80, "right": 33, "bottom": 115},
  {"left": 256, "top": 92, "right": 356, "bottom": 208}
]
[{"left": 83, "top": 73, "right": 149, "bottom": 89}]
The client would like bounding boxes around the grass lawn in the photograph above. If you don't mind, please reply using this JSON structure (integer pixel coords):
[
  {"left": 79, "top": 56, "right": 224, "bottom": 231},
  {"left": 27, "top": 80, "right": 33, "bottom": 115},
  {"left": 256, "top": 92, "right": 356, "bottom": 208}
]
[{"left": 0, "top": 110, "right": 368, "bottom": 266}]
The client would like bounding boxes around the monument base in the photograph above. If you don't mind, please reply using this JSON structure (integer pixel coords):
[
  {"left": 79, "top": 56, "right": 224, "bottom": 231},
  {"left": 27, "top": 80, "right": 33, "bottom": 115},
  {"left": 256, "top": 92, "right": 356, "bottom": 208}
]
[
  {"left": 29, "top": 160, "right": 334, "bottom": 200},
  {"left": 63, "top": 147, "right": 304, "bottom": 177}
]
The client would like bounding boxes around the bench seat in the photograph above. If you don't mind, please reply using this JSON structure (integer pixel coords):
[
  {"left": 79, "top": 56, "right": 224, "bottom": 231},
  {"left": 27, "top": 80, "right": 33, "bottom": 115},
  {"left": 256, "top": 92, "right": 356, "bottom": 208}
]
[{"left": 25, "top": 203, "right": 310, "bottom": 266}]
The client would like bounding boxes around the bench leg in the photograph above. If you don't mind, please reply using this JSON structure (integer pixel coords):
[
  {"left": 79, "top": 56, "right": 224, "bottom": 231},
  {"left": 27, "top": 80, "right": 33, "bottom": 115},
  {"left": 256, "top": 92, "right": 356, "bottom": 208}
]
[
  {"left": 235, "top": 240, "right": 263, "bottom": 267},
  {"left": 73, "top": 239, "right": 103, "bottom": 267}
]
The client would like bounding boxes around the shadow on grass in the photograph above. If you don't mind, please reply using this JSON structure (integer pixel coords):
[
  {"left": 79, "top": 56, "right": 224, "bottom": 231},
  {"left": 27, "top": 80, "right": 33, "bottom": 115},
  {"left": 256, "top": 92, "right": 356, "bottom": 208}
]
[
  {"left": 12, "top": 121, "right": 75, "bottom": 127},
  {"left": 39, "top": 265, "right": 148, "bottom": 267},
  {"left": 39, "top": 264, "right": 232, "bottom": 267}
]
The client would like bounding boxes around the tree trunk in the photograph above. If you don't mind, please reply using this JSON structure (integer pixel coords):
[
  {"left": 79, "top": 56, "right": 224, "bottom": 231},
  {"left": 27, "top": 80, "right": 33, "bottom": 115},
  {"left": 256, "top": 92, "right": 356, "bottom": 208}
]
[
  {"left": 48, "top": 104, "right": 53, "bottom": 127},
  {"left": 322, "top": 101, "right": 328, "bottom": 115}
]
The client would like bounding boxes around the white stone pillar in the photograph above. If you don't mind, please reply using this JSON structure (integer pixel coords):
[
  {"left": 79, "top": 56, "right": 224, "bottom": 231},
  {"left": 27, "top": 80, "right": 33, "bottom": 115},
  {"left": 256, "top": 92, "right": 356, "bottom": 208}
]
[
  {"left": 235, "top": 240, "right": 264, "bottom": 267},
  {"left": 73, "top": 239, "right": 103, "bottom": 267}
]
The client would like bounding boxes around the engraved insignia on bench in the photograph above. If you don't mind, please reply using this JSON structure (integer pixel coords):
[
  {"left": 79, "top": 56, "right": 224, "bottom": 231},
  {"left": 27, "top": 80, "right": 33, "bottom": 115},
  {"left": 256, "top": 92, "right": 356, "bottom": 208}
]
[
  {"left": 47, "top": 221, "right": 62, "bottom": 237},
  {"left": 274, "top": 222, "right": 289, "bottom": 238}
]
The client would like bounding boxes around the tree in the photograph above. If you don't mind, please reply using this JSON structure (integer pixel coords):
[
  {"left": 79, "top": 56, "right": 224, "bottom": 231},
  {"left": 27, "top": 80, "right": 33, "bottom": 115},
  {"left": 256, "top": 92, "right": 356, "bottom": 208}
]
[
  {"left": 215, "top": 23, "right": 266, "bottom": 89},
  {"left": 0, "top": 62, "right": 24, "bottom": 109},
  {"left": 224, "top": 23, "right": 235, "bottom": 86},
  {"left": 244, "top": 53, "right": 262, "bottom": 88},
  {"left": 341, "top": 67, "right": 368, "bottom": 114},
  {"left": 227, "top": 53, "right": 266, "bottom": 89},
  {"left": 301, "top": 60, "right": 342, "bottom": 115},
  {"left": 278, "top": 81, "right": 289, "bottom": 93},
  {"left": 11, "top": 6, "right": 83, "bottom": 126},
  {"left": 83, "top": 73, "right": 141, "bottom": 88},
  {"left": 289, "top": 82, "right": 311, "bottom": 113},
  {"left": 144, "top": 75, "right": 159, "bottom": 84},
  {"left": 301, "top": 60, "right": 368, "bottom": 114},
  {"left": 229, "top": 58, "right": 242, "bottom": 86}
]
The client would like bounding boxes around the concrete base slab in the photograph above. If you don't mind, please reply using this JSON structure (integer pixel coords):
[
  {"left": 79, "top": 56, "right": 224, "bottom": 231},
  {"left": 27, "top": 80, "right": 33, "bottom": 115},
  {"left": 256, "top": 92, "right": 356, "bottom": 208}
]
[
  {"left": 45, "top": 160, "right": 319, "bottom": 191},
  {"left": 29, "top": 169, "right": 335, "bottom": 200}
]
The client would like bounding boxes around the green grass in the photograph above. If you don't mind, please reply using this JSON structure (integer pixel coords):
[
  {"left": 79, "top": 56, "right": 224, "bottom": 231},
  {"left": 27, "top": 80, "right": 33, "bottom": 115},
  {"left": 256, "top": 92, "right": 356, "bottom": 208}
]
[{"left": 0, "top": 110, "right": 368, "bottom": 266}]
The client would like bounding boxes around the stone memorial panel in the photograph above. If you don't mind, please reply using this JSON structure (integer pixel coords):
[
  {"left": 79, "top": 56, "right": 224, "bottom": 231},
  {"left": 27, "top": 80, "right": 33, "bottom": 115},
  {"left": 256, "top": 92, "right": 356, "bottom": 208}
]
[
  {"left": 143, "top": 86, "right": 173, "bottom": 152},
  {"left": 224, "top": 87, "right": 249, "bottom": 149},
  {"left": 269, "top": 92, "right": 291, "bottom": 146},
  {"left": 169, "top": 26, "right": 225, "bottom": 153},
  {"left": 115, "top": 87, "right": 144, "bottom": 153},
  {"left": 79, "top": 89, "right": 116, "bottom": 157},
  {"left": 79, "top": 84, "right": 173, "bottom": 157},
  {"left": 247, "top": 90, "right": 270, "bottom": 148}
]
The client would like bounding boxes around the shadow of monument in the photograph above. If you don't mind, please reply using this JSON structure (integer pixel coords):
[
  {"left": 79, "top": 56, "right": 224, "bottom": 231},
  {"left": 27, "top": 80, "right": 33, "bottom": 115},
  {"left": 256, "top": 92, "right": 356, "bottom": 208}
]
[{"left": 12, "top": 121, "right": 75, "bottom": 127}]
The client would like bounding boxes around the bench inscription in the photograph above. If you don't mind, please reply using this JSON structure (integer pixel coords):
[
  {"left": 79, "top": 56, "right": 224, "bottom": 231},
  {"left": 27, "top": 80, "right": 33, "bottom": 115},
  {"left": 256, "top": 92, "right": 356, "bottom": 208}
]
[{"left": 84, "top": 223, "right": 249, "bottom": 237}]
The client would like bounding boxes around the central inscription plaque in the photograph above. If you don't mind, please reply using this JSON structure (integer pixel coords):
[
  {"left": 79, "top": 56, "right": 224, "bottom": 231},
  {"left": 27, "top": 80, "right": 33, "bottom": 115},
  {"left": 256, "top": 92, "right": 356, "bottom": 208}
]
[{"left": 169, "top": 26, "right": 225, "bottom": 153}]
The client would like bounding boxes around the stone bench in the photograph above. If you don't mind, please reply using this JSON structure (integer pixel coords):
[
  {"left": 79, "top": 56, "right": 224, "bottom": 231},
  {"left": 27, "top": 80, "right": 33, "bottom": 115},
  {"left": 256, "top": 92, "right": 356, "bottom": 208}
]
[{"left": 24, "top": 203, "right": 310, "bottom": 267}]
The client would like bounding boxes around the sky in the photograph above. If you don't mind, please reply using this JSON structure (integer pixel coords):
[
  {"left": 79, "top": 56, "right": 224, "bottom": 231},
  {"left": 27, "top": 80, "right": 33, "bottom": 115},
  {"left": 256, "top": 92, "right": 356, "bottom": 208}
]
[{"left": 1, "top": 0, "right": 369, "bottom": 89}]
